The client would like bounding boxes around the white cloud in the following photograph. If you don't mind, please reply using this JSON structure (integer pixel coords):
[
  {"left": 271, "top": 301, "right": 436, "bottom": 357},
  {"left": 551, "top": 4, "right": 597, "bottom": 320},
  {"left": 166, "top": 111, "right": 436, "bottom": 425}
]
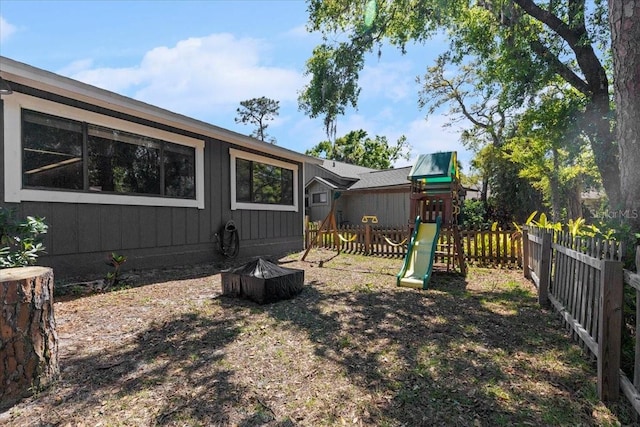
[
  {"left": 57, "top": 59, "right": 95, "bottom": 76},
  {"left": 399, "top": 115, "right": 472, "bottom": 168},
  {"left": 0, "top": 16, "right": 17, "bottom": 42},
  {"left": 283, "top": 107, "right": 474, "bottom": 170},
  {"left": 360, "top": 60, "right": 414, "bottom": 102},
  {"left": 65, "top": 60, "right": 145, "bottom": 94},
  {"left": 281, "top": 23, "right": 322, "bottom": 44},
  {"left": 331, "top": 110, "right": 471, "bottom": 168},
  {"left": 63, "top": 33, "right": 306, "bottom": 120}
]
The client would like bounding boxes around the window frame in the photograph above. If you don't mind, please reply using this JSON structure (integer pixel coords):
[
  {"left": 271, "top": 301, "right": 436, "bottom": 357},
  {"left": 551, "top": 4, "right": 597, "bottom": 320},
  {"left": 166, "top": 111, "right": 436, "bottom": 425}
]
[
  {"left": 311, "top": 191, "right": 328, "bottom": 206},
  {"left": 230, "top": 148, "right": 298, "bottom": 212},
  {"left": 3, "top": 92, "right": 205, "bottom": 209}
]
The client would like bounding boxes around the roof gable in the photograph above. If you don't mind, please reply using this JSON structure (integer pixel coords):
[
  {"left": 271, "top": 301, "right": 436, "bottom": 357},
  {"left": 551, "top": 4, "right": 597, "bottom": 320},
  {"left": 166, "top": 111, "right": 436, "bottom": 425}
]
[{"left": 304, "top": 176, "right": 343, "bottom": 190}]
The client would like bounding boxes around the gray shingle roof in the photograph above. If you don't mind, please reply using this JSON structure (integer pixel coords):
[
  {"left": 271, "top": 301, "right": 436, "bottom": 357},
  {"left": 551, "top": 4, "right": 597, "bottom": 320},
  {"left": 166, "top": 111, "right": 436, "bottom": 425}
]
[
  {"left": 348, "top": 167, "right": 412, "bottom": 190},
  {"left": 318, "top": 159, "right": 377, "bottom": 179},
  {"left": 308, "top": 158, "right": 411, "bottom": 191}
]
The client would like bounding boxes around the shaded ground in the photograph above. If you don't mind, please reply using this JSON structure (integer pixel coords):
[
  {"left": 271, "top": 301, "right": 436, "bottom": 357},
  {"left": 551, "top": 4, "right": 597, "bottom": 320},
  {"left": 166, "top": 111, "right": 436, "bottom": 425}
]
[{"left": 1, "top": 249, "right": 636, "bottom": 426}]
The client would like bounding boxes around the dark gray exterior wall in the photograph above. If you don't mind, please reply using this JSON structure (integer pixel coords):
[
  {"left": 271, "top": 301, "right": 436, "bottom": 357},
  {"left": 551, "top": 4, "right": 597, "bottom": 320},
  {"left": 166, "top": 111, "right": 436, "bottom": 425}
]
[
  {"left": 0, "top": 95, "right": 304, "bottom": 279},
  {"left": 306, "top": 180, "right": 333, "bottom": 223},
  {"left": 340, "top": 189, "right": 410, "bottom": 227},
  {"left": 305, "top": 180, "right": 410, "bottom": 227}
]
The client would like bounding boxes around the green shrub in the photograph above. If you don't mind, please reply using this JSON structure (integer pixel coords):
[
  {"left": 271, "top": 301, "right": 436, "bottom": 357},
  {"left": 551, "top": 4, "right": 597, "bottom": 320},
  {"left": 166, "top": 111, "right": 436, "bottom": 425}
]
[
  {"left": 0, "top": 207, "right": 48, "bottom": 268},
  {"left": 460, "top": 199, "right": 488, "bottom": 228},
  {"left": 104, "top": 252, "right": 127, "bottom": 290}
]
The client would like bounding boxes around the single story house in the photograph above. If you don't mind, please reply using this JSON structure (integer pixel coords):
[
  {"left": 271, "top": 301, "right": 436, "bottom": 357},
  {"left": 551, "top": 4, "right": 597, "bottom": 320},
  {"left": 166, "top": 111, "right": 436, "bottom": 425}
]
[
  {"left": 305, "top": 159, "right": 412, "bottom": 227},
  {"left": 1, "top": 56, "right": 320, "bottom": 278}
]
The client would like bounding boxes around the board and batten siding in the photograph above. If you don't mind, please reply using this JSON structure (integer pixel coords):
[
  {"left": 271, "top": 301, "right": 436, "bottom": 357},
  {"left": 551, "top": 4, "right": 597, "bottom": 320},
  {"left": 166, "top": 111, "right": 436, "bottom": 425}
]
[
  {"left": 341, "top": 190, "right": 410, "bottom": 227},
  {"left": 306, "top": 180, "right": 334, "bottom": 223},
  {"left": 0, "top": 93, "right": 305, "bottom": 279}
]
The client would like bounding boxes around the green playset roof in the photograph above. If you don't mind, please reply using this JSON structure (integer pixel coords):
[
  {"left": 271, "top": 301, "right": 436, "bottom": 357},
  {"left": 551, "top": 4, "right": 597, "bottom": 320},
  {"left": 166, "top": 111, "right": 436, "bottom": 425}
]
[{"left": 408, "top": 151, "right": 458, "bottom": 183}]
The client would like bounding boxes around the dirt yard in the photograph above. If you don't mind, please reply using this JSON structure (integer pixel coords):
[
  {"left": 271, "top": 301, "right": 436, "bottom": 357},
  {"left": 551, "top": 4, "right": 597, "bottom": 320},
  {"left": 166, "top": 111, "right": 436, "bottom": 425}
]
[{"left": 1, "top": 250, "right": 635, "bottom": 426}]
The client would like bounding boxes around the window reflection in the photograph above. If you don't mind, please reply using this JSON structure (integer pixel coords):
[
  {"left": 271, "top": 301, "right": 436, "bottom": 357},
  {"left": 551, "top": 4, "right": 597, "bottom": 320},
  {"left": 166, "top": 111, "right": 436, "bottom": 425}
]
[{"left": 22, "top": 110, "right": 196, "bottom": 200}]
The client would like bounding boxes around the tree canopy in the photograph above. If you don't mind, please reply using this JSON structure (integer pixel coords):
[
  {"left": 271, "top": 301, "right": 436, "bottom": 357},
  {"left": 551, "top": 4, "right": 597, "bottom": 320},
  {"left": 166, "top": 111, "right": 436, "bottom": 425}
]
[
  {"left": 306, "top": 129, "right": 410, "bottom": 169},
  {"left": 235, "top": 96, "right": 280, "bottom": 144},
  {"left": 299, "top": 0, "right": 638, "bottom": 227}
]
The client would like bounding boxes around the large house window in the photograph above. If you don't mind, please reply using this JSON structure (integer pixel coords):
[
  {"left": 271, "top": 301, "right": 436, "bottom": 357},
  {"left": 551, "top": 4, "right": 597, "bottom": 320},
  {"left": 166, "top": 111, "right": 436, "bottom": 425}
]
[
  {"left": 22, "top": 110, "right": 196, "bottom": 199},
  {"left": 230, "top": 148, "right": 298, "bottom": 211}
]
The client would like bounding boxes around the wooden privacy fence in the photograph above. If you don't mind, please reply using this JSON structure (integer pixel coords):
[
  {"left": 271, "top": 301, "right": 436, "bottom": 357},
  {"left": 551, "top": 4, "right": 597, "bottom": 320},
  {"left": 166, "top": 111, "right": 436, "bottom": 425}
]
[
  {"left": 459, "top": 227, "right": 522, "bottom": 267},
  {"left": 305, "top": 223, "right": 522, "bottom": 267},
  {"left": 524, "top": 226, "right": 640, "bottom": 413},
  {"left": 305, "top": 224, "right": 410, "bottom": 257},
  {"left": 623, "top": 250, "right": 640, "bottom": 415}
]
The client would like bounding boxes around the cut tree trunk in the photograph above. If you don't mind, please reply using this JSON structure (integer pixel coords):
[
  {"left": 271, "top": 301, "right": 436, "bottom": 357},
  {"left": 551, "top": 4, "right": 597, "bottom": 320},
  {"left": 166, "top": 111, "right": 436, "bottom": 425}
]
[{"left": 1, "top": 267, "right": 59, "bottom": 410}]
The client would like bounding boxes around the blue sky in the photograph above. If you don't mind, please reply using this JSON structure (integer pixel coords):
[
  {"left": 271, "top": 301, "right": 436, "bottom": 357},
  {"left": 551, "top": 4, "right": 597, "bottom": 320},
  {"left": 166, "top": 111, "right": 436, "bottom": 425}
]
[{"left": 0, "top": 0, "right": 471, "bottom": 169}]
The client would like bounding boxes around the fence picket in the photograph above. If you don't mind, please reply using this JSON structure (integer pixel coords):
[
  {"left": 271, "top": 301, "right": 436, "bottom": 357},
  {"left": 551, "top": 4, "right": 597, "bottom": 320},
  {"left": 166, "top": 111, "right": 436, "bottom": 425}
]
[
  {"left": 305, "top": 223, "right": 524, "bottom": 267},
  {"left": 525, "top": 226, "right": 630, "bottom": 404}
]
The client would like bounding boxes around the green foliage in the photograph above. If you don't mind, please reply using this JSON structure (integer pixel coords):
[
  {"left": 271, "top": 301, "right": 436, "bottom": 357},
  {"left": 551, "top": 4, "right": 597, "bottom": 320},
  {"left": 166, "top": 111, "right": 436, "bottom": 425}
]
[
  {"left": 518, "top": 211, "right": 640, "bottom": 264},
  {"left": 0, "top": 207, "right": 48, "bottom": 268},
  {"left": 305, "top": 129, "right": 410, "bottom": 169},
  {"left": 104, "top": 252, "right": 127, "bottom": 289},
  {"left": 298, "top": 43, "right": 365, "bottom": 141},
  {"left": 505, "top": 87, "right": 600, "bottom": 220},
  {"left": 460, "top": 199, "right": 487, "bottom": 228},
  {"left": 301, "top": 0, "right": 626, "bottom": 224},
  {"left": 588, "top": 217, "right": 640, "bottom": 269},
  {"left": 235, "top": 97, "right": 280, "bottom": 143},
  {"left": 482, "top": 149, "right": 544, "bottom": 227}
]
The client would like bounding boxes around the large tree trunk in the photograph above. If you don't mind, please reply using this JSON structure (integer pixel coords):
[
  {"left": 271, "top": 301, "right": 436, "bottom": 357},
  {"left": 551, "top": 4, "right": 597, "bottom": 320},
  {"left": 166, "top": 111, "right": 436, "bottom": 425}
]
[
  {"left": 566, "top": 182, "right": 583, "bottom": 221},
  {"left": 609, "top": 1, "right": 640, "bottom": 232},
  {"left": 584, "top": 93, "right": 622, "bottom": 210},
  {"left": 1, "top": 267, "right": 59, "bottom": 410}
]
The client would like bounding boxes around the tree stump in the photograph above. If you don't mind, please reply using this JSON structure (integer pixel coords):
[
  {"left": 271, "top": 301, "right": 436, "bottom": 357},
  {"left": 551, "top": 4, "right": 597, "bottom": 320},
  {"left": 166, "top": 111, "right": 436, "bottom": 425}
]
[{"left": 1, "top": 267, "right": 59, "bottom": 410}]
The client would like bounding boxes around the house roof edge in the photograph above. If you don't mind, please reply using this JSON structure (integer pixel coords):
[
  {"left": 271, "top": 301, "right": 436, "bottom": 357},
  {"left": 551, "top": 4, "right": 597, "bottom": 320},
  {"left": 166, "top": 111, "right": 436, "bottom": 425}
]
[{"left": 0, "top": 56, "right": 320, "bottom": 165}]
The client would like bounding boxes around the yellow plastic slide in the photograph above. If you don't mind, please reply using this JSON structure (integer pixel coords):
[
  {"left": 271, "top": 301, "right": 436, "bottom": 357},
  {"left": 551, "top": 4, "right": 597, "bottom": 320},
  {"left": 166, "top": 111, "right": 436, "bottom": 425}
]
[{"left": 397, "top": 216, "right": 441, "bottom": 289}]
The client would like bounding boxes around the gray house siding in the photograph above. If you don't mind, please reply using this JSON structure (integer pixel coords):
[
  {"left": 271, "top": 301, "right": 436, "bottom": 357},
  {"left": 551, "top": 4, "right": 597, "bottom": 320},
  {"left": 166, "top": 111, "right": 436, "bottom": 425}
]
[
  {"left": 341, "top": 190, "right": 410, "bottom": 227},
  {"left": 304, "top": 160, "right": 412, "bottom": 228},
  {"left": 306, "top": 180, "right": 333, "bottom": 223},
  {"left": 1, "top": 85, "right": 305, "bottom": 279},
  {"left": 305, "top": 164, "right": 332, "bottom": 184}
]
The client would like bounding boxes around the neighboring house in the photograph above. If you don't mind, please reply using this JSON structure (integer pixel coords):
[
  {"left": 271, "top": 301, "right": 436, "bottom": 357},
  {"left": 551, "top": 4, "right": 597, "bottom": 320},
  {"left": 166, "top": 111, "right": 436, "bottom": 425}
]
[
  {"left": 581, "top": 188, "right": 605, "bottom": 214},
  {"left": 463, "top": 186, "right": 481, "bottom": 201},
  {"left": 0, "top": 56, "right": 320, "bottom": 278},
  {"left": 305, "top": 159, "right": 412, "bottom": 227}
]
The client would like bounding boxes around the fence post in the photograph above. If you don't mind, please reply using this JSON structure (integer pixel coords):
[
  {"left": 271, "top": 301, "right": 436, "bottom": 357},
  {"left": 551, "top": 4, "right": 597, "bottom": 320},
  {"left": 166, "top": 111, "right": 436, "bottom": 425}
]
[
  {"left": 598, "top": 259, "right": 624, "bottom": 401},
  {"left": 364, "top": 225, "right": 372, "bottom": 255},
  {"left": 537, "top": 230, "right": 552, "bottom": 307},
  {"left": 634, "top": 246, "right": 640, "bottom": 395},
  {"left": 522, "top": 228, "right": 530, "bottom": 279}
]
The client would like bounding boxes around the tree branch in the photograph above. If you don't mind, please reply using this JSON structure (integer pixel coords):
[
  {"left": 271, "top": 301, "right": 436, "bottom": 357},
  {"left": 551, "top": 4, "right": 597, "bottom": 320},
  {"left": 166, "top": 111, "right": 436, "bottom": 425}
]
[{"left": 513, "top": 0, "right": 608, "bottom": 95}]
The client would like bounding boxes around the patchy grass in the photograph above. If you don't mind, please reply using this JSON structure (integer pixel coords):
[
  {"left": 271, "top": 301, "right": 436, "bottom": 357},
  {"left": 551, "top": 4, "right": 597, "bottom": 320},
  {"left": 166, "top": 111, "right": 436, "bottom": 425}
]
[{"left": 1, "top": 249, "right": 635, "bottom": 426}]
